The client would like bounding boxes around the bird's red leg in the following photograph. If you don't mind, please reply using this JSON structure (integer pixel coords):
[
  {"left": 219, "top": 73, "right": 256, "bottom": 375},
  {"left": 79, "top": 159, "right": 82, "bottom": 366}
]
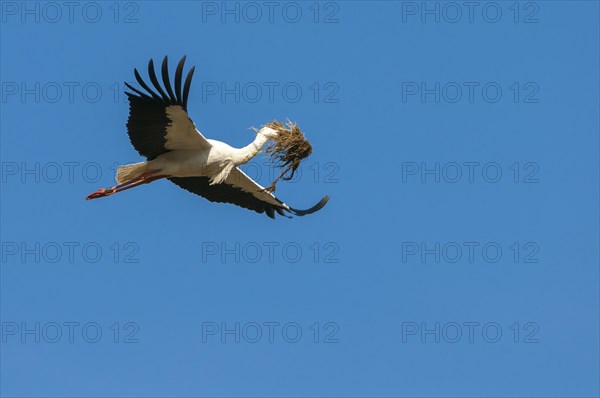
[
  {"left": 86, "top": 170, "right": 164, "bottom": 200},
  {"left": 105, "top": 174, "right": 168, "bottom": 195}
]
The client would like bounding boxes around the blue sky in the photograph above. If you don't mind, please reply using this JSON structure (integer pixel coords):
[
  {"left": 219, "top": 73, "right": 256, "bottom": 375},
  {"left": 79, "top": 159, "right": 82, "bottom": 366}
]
[{"left": 1, "top": 1, "right": 598, "bottom": 397}]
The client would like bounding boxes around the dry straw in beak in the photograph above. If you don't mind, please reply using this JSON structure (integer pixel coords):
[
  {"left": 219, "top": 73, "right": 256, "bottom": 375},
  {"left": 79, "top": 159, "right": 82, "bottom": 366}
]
[{"left": 257, "top": 120, "right": 313, "bottom": 191}]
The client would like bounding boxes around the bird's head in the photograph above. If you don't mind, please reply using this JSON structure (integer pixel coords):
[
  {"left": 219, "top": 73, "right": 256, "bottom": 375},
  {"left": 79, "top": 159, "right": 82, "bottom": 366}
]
[{"left": 257, "top": 126, "right": 279, "bottom": 139}]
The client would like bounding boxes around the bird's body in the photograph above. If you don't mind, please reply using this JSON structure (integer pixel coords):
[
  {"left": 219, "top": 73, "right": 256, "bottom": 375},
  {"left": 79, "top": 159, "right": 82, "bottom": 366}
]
[
  {"left": 153, "top": 146, "right": 230, "bottom": 179},
  {"left": 86, "top": 56, "right": 329, "bottom": 218},
  {"left": 118, "top": 133, "right": 269, "bottom": 183}
]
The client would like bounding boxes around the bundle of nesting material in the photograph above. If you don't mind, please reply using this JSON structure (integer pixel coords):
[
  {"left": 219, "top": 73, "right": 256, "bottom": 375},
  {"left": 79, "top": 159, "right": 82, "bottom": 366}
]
[{"left": 261, "top": 120, "right": 313, "bottom": 192}]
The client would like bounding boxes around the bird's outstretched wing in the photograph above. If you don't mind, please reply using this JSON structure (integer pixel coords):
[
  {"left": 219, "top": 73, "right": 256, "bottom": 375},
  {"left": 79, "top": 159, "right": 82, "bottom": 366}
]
[
  {"left": 124, "top": 55, "right": 210, "bottom": 160},
  {"left": 168, "top": 168, "right": 329, "bottom": 219}
]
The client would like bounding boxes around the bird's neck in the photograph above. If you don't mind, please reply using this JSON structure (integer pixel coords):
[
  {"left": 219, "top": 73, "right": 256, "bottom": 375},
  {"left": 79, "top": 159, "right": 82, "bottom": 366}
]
[{"left": 236, "top": 133, "right": 271, "bottom": 164}]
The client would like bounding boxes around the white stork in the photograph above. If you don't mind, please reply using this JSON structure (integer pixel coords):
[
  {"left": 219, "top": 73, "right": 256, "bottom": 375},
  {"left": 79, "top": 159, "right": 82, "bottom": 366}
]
[{"left": 86, "top": 56, "right": 329, "bottom": 219}]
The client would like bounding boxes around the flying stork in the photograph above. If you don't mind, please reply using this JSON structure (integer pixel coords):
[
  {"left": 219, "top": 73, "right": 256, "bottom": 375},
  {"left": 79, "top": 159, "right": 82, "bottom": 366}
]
[{"left": 86, "top": 56, "right": 329, "bottom": 218}]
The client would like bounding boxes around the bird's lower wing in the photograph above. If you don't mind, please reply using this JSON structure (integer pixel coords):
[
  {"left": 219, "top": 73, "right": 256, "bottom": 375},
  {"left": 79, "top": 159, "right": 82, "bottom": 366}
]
[{"left": 168, "top": 168, "right": 329, "bottom": 219}]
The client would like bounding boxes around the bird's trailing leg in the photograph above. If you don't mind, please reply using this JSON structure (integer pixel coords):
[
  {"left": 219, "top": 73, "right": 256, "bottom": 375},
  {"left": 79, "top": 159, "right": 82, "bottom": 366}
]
[{"left": 86, "top": 170, "right": 166, "bottom": 200}]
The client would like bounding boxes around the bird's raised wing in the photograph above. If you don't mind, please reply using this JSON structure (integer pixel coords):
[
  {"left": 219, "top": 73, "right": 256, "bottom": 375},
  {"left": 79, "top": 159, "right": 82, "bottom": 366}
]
[
  {"left": 168, "top": 168, "right": 329, "bottom": 219},
  {"left": 124, "top": 56, "right": 210, "bottom": 160}
]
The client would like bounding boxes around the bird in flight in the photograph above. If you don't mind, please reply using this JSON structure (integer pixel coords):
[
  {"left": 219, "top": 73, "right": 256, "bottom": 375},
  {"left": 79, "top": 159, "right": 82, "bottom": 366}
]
[{"left": 86, "top": 56, "right": 329, "bottom": 218}]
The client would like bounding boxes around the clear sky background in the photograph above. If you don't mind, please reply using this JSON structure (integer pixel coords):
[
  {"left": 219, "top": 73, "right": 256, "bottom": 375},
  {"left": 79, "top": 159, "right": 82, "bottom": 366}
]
[{"left": 1, "top": 1, "right": 598, "bottom": 397}]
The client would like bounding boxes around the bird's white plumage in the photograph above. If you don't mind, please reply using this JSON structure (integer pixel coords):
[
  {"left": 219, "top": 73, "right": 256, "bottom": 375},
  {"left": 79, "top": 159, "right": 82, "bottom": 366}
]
[
  {"left": 146, "top": 131, "right": 269, "bottom": 182},
  {"left": 226, "top": 168, "right": 289, "bottom": 209},
  {"left": 102, "top": 55, "right": 329, "bottom": 218},
  {"left": 165, "top": 106, "right": 211, "bottom": 150}
]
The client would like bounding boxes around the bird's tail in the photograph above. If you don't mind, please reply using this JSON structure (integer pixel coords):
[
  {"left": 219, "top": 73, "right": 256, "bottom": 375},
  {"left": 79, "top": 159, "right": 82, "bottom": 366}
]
[{"left": 116, "top": 162, "right": 148, "bottom": 184}]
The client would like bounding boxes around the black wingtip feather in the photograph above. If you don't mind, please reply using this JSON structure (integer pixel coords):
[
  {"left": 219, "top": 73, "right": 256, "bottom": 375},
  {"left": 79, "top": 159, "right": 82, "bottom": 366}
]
[
  {"left": 134, "top": 67, "right": 161, "bottom": 100},
  {"left": 174, "top": 56, "right": 186, "bottom": 104},
  {"left": 161, "top": 56, "right": 177, "bottom": 103},
  {"left": 266, "top": 208, "right": 275, "bottom": 219},
  {"left": 148, "top": 59, "right": 169, "bottom": 102},
  {"left": 182, "top": 66, "right": 195, "bottom": 110},
  {"left": 124, "top": 82, "right": 152, "bottom": 100},
  {"left": 276, "top": 207, "right": 292, "bottom": 219},
  {"left": 289, "top": 196, "right": 330, "bottom": 216}
]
